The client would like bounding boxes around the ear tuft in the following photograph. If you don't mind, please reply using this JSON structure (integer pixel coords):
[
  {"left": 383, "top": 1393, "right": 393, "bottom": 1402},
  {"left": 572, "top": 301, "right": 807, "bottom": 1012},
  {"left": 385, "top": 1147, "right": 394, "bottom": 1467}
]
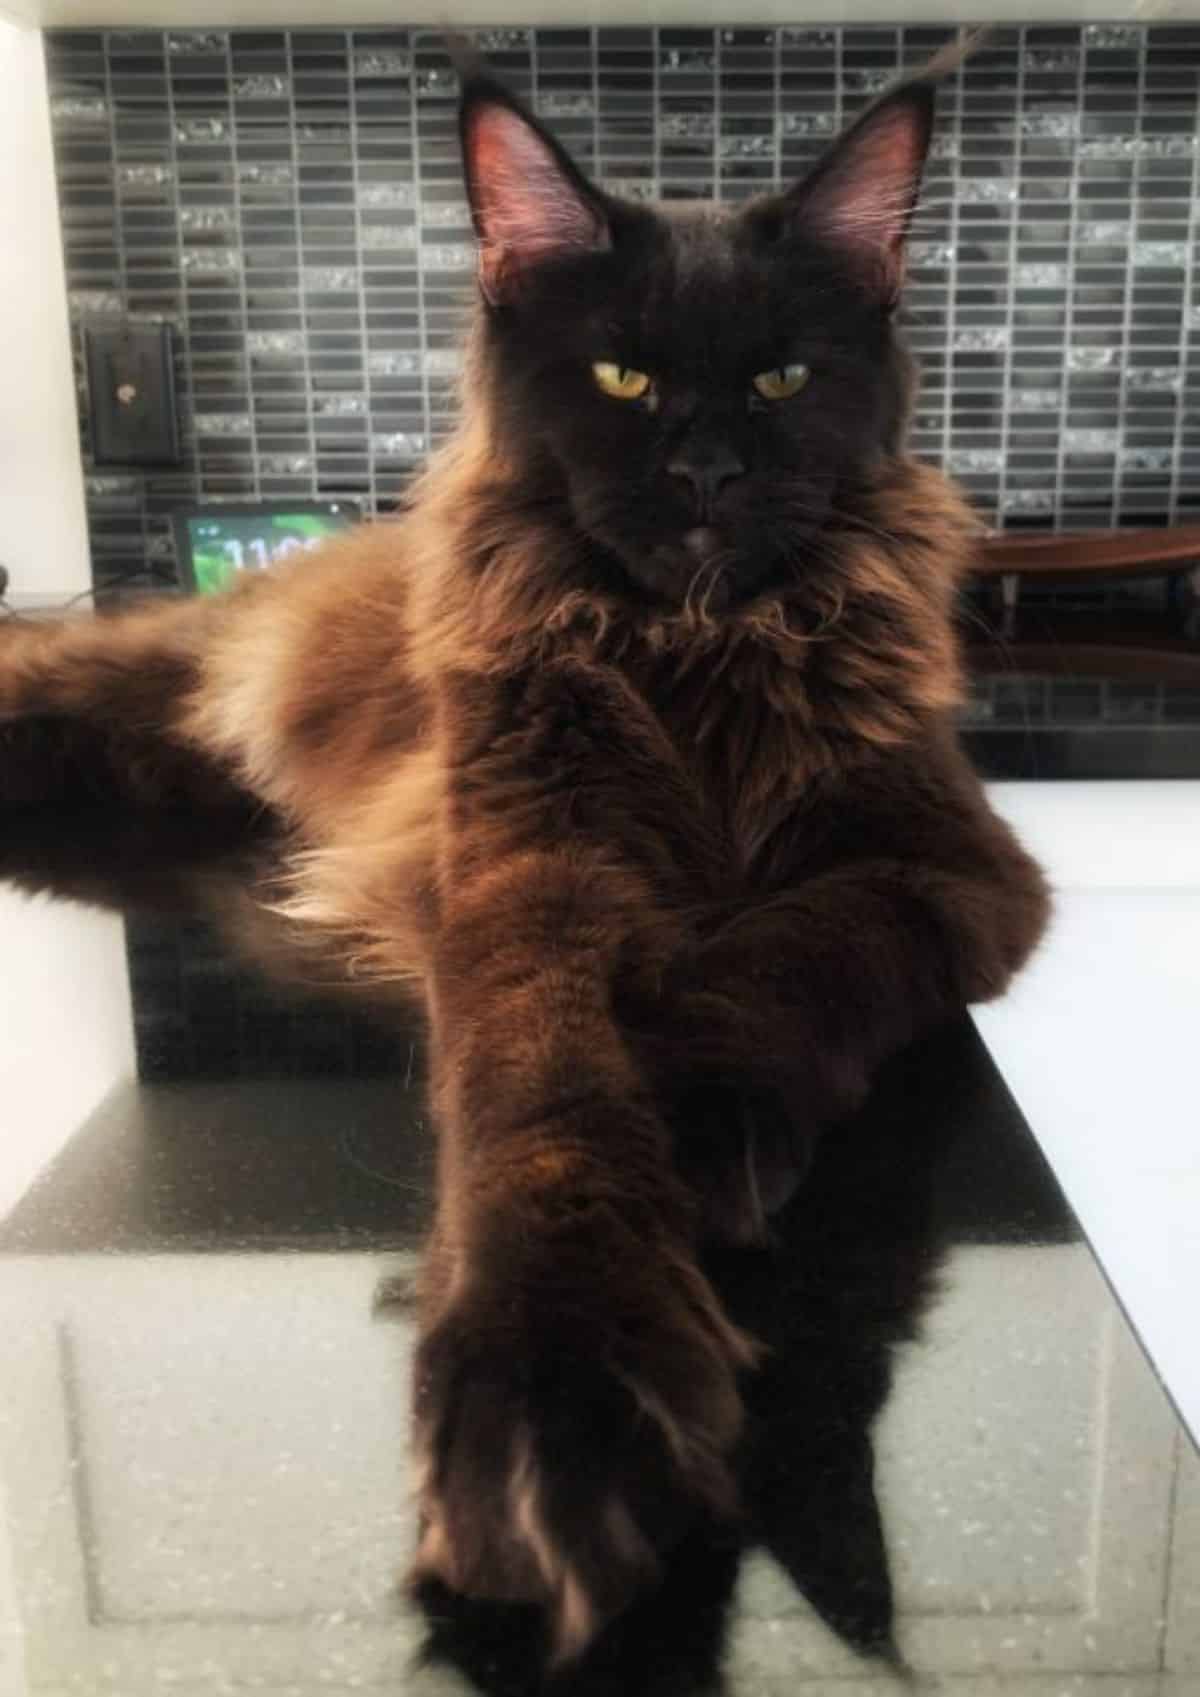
[
  {"left": 787, "top": 82, "right": 936, "bottom": 305},
  {"left": 460, "top": 87, "right": 609, "bottom": 305}
]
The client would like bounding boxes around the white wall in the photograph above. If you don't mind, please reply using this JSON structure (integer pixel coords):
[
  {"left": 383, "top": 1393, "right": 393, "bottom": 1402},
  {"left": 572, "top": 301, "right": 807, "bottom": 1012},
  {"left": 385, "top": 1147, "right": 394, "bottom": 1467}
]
[
  {"left": 14, "top": 0, "right": 1198, "bottom": 28},
  {"left": 0, "top": 25, "right": 90, "bottom": 598},
  {"left": 0, "top": 19, "right": 134, "bottom": 1220}
]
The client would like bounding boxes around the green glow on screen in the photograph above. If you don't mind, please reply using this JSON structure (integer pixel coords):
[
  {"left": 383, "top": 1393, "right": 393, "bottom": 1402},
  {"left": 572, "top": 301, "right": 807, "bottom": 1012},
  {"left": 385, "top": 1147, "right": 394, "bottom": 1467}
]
[{"left": 187, "top": 510, "right": 351, "bottom": 595}]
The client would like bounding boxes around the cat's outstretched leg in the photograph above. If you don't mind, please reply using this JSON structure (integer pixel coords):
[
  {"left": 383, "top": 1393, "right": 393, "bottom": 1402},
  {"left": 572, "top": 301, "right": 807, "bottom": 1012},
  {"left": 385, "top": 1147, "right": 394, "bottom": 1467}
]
[
  {"left": 0, "top": 600, "right": 267, "bottom": 909},
  {"left": 403, "top": 659, "right": 754, "bottom": 1663}
]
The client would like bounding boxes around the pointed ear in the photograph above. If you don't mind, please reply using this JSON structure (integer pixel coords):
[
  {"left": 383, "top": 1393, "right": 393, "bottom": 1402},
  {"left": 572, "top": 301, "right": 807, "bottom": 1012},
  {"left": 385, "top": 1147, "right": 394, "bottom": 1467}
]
[
  {"left": 785, "top": 81, "right": 936, "bottom": 306},
  {"left": 458, "top": 76, "right": 610, "bottom": 306}
]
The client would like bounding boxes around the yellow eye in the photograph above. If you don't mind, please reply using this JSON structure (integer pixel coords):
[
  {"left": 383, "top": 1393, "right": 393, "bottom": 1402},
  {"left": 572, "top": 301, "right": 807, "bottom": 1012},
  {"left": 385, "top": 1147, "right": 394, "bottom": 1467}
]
[
  {"left": 752, "top": 363, "right": 811, "bottom": 401},
  {"left": 592, "top": 361, "right": 652, "bottom": 401}
]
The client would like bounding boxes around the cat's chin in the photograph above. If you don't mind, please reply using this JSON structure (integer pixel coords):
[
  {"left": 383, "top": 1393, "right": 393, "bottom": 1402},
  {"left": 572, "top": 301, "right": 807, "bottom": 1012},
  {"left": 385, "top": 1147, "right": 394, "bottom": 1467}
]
[{"left": 601, "top": 537, "right": 754, "bottom": 613}]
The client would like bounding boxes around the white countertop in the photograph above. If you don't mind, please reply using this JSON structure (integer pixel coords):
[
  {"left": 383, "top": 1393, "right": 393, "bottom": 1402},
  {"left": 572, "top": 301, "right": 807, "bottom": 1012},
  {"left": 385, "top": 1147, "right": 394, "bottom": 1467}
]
[{"left": 977, "top": 781, "right": 1200, "bottom": 1445}]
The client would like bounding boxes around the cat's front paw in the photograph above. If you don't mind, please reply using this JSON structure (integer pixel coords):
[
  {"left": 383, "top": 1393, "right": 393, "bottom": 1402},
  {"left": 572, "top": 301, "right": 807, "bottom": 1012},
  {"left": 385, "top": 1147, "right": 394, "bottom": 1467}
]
[{"left": 410, "top": 1219, "right": 755, "bottom": 1664}]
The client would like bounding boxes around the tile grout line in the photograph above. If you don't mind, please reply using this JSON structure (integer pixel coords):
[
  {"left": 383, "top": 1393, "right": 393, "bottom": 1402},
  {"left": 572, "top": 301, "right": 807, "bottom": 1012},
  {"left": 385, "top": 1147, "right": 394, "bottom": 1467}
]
[
  {"left": 284, "top": 31, "right": 316, "bottom": 503},
  {"left": 1165, "top": 64, "right": 1197, "bottom": 529},
  {"left": 1111, "top": 31, "right": 1148, "bottom": 528},
  {"left": 997, "top": 31, "right": 1025, "bottom": 527},
  {"left": 226, "top": 34, "right": 260, "bottom": 505},
  {"left": 347, "top": 29, "right": 372, "bottom": 513},
  {"left": 411, "top": 37, "right": 431, "bottom": 502}
]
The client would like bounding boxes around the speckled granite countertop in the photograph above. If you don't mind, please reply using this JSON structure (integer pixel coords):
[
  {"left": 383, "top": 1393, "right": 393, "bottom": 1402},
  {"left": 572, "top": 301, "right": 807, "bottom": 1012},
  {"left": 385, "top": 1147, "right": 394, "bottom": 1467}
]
[{"left": 2, "top": 1019, "right": 1195, "bottom": 1696}]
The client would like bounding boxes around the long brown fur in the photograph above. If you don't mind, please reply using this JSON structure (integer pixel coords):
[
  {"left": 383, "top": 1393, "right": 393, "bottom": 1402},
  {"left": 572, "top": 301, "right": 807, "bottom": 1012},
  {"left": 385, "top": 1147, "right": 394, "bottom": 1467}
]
[{"left": 0, "top": 43, "right": 1048, "bottom": 1668}]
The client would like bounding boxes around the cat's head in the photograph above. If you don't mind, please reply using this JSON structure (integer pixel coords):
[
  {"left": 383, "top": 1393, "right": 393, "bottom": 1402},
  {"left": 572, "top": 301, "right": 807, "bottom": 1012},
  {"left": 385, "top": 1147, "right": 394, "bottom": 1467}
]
[{"left": 456, "top": 60, "right": 940, "bottom": 611}]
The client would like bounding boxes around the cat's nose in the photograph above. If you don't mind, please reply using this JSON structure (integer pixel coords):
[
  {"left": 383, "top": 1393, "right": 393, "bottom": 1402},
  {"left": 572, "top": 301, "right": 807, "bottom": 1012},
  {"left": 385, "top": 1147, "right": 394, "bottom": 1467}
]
[{"left": 666, "top": 447, "right": 746, "bottom": 515}]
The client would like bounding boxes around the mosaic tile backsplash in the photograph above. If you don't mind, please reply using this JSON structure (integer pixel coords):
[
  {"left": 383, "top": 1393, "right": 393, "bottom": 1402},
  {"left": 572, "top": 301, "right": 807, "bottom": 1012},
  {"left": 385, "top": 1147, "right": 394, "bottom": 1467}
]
[
  {"left": 42, "top": 22, "right": 1200, "bottom": 1078},
  {"left": 46, "top": 22, "right": 1200, "bottom": 557}
]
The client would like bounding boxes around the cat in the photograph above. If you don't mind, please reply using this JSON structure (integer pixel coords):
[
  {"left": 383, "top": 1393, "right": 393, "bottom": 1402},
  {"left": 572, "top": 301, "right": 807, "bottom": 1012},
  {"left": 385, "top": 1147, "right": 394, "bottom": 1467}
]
[{"left": 0, "top": 42, "right": 1049, "bottom": 1667}]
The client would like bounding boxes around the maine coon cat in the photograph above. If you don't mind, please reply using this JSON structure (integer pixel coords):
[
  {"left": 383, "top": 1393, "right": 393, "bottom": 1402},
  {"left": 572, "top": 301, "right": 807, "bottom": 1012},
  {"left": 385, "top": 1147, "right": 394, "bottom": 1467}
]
[{"left": 0, "top": 43, "right": 1048, "bottom": 1666}]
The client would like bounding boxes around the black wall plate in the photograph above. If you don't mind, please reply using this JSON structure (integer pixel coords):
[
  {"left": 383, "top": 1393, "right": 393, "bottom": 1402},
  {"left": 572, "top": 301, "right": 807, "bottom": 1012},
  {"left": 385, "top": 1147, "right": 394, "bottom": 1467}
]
[{"left": 83, "top": 322, "right": 181, "bottom": 467}]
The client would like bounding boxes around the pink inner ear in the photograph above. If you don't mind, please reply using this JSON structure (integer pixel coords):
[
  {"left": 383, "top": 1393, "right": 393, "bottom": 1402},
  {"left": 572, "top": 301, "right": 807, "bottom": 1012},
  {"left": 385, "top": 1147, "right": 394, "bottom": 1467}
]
[
  {"left": 804, "top": 102, "right": 927, "bottom": 293},
  {"left": 468, "top": 105, "right": 608, "bottom": 301}
]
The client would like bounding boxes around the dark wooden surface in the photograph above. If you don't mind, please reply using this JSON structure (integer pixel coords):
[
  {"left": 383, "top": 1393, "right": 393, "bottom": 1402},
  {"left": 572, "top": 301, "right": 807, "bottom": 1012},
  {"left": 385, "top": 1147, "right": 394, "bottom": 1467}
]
[{"left": 974, "top": 524, "right": 1200, "bottom": 580}]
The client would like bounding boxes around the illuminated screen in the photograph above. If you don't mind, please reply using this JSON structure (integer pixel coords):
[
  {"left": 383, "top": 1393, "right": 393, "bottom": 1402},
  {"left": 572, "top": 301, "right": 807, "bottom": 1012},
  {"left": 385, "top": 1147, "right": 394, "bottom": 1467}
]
[{"left": 179, "top": 504, "right": 356, "bottom": 595}]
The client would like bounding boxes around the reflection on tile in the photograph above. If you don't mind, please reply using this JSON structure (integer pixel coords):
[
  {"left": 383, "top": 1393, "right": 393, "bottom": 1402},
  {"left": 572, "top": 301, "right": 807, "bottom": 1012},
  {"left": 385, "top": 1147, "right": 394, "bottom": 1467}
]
[
  {"left": 69, "top": 288, "right": 122, "bottom": 315},
  {"left": 354, "top": 48, "right": 412, "bottom": 77},
  {"left": 423, "top": 349, "right": 461, "bottom": 376},
  {"left": 359, "top": 225, "right": 417, "bottom": 250},
  {"left": 780, "top": 112, "right": 836, "bottom": 138},
  {"left": 1064, "top": 427, "right": 1120, "bottom": 453},
  {"left": 600, "top": 179, "right": 659, "bottom": 200},
  {"left": 175, "top": 116, "right": 228, "bottom": 144},
  {"left": 471, "top": 27, "right": 530, "bottom": 50},
  {"left": 298, "top": 122, "right": 350, "bottom": 144},
  {"left": 247, "top": 330, "right": 304, "bottom": 358},
  {"left": 179, "top": 206, "right": 234, "bottom": 233},
  {"left": 1084, "top": 23, "right": 1141, "bottom": 48},
  {"left": 662, "top": 48, "right": 715, "bottom": 73},
  {"left": 535, "top": 92, "right": 595, "bottom": 118},
  {"left": 1079, "top": 135, "right": 1195, "bottom": 159},
  {"left": 260, "top": 451, "right": 314, "bottom": 475},
  {"left": 419, "top": 244, "right": 473, "bottom": 270},
  {"left": 315, "top": 394, "right": 367, "bottom": 417},
  {"left": 720, "top": 134, "right": 774, "bottom": 159},
  {"left": 357, "top": 183, "right": 414, "bottom": 209},
  {"left": 661, "top": 111, "right": 715, "bottom": 140},
  {"left": 117, "top": 164, "right": 174, "bottom": 189},
  {"left": 1077, "top": 220, "right": 1130, "bottom": 245},
  {"left": 167, "top": 30, "right": 227, "bottom": 54},
  {"left": 181, "top": 248, "right": 240, "bottom": 276},
  {"left": 1020, "top": 112, "right": 1079, "bottom": 138},
  {"left": 367, "top": 350, "right": 420, "bottom": 375},
  {"left": 910, "top": 243, "right": 956, "bottom": 267},
  {"left": 1017, "top": 263, "right": 1069, "bottom": 288},
  {"left": 372, "top": 430, "right": 426, "bottom": 456},
  {"left": 193, "top": 412, "right": 252, "bottom": 435},
  {"left": 420, "top": 200, "right": 470, "bottom": 227},
  {"left": 954, "top": 328, "right": 1010, "bottom": 351},
  {"left": 304, "top": 265, "right": 358, "bottom": 290},
  {"left": 414, "top": 67, "right": 457, "bottom": 100},
  {"left": 958, "top": 179, "right": 1018, "bottom": 205},
  {"left": 51, "top": 94, "right": 108, "bottom": 121},
  {"left": 239, "top": 162, "right": 293, "bottom": 186},
  {"left": 1026, "top": 47, "right": 1080, "bottom": 71},
  {"left": 948, "top": 448, "right": 1004, "bottom": 473},
  {"left": 1126, "top": 367, "right": 1182, "bottom": 392},
  {"left": 234, "top": 74, "right": 289, "bottom": 100},
  {"left": 1068, "top": 345, "right": 1119, "bottom": 372},
  {"left": 1134, "top": 241, "right": 1188, "bottom": 268},
  {"left": 1122, "top": 445, "right": 1174, "bottom": 470},
  {"left": 1003, "top": 488, "right": 1055, "bottom": 511},
  {"left": 1010, "top": 389, "right": 1062, "bottom": 410},
  {"left": 846, "top": 67, "right": 895, "bottom": 95}
]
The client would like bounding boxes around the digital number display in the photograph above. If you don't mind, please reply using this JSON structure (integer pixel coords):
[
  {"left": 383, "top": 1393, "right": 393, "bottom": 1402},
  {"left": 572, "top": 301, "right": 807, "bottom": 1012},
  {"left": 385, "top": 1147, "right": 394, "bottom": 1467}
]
[{"left": 184, "top": 507, "right": 354, "bottom": 595}]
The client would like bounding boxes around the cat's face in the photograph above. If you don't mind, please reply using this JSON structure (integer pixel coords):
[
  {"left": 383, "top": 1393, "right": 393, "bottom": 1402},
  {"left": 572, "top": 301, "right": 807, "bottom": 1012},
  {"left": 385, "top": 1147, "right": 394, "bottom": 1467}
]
[{"left": 460, "top": 75, "right": 934, "bottom": 609}]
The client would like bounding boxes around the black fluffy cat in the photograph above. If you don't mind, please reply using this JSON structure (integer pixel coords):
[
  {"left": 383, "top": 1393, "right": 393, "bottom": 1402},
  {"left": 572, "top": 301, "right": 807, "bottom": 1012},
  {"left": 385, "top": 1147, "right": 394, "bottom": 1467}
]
[{"left": 0, "top": 36, "right": 1048, "bottom": 1666}]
